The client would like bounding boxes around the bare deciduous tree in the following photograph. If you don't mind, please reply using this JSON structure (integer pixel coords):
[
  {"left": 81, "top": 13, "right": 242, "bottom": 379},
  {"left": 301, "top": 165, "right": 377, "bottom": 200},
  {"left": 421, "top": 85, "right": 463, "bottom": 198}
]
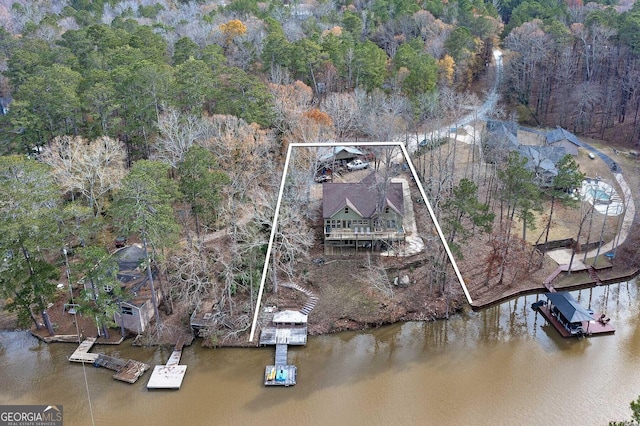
[
  {"left": 40, "top": 135, "right": 126, "bottom": 216},
  {"left": 360, "top": 254, "right": 394, "bottom": 298},
  {"left": 152, "top": 108, "right": 206, "bottom": 172},
  {"left": 323, "top": 92, "right": 361, "bottom": 139}
]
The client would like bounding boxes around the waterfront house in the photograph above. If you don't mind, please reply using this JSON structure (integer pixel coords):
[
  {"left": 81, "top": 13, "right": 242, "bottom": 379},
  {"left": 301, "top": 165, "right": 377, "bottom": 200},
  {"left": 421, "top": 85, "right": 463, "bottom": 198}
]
[
  {"left": 82, "top": 244, "right": 159, "bottom": 335},
  {"left": 322, "top": 172, "right": 404, "bottom": 254}
]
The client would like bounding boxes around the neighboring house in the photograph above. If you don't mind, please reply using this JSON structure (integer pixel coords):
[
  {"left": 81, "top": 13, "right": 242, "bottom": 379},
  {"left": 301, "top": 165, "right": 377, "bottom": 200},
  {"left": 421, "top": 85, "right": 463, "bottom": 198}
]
[
  {"left": 322, "top": 172, "right": 404, "bottom": 255},
  {"left": 517, "top": 145, "right": 566, "bottom": 187},
  {"left": 83, "top": 244, "right": 159, "bottom": 335},
  {"left": 485, "top": 121, "right": 574, "bottom": 187},
  {"left": 486, "top": 119, "right": 518, "bottom": 136},
  {"left": 484, "top": 120, "right": 521, "bottom": 163},
  {"left": 545, "top": 127, "right": 580, "bottom": 156}
]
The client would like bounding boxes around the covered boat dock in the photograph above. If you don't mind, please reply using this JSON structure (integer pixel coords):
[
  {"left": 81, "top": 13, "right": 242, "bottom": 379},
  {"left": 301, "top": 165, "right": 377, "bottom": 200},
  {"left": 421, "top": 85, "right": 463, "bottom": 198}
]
[{"left": 537, "top": 292, "right": 615, "bottom": 338}]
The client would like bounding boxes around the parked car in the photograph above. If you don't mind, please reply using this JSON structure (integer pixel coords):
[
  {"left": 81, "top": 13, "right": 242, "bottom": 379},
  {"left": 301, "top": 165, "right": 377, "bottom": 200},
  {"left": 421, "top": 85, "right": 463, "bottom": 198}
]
[
  {"left": 314, "top": 175, "right": 332, "bottom": 183},
  {"left": 346, "top": 159, "right": 369, "bottom": 171}
]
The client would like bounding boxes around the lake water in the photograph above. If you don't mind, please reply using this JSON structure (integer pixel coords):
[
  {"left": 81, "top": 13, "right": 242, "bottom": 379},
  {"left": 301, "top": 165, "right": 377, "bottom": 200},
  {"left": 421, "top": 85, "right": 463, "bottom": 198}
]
[{"left": 1, "top": 280, "right": 639, "bottom": 425}]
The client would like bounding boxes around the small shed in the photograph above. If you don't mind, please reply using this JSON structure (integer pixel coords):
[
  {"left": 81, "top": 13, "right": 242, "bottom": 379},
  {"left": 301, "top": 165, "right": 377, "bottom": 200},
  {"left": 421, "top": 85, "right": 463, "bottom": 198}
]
[{"left": 318, "top": 146, "right": 364, "bottom": 163}]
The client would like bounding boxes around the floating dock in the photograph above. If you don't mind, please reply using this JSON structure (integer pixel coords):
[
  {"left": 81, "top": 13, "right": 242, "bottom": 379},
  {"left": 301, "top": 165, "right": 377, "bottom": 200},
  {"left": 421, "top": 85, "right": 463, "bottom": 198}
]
[
  {"left": 147, "top": 340, "right": 187, "bottom": 390},
  {"left": 68, "top": 338, "right": 99, "bottom": 363},
  {"left": 93, "top": 354, "right": 150, "bottom": 384},
  {"left": 264, "top": 344, "right": 296, "bottom": 386},
  {"left": 264, "top": 365, "right": 297, "bottom": 387}
]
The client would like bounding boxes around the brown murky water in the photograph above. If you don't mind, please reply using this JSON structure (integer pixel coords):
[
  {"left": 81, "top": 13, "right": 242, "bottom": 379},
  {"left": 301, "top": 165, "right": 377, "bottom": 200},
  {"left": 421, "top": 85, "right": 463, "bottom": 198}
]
[{"left": 1, "top": 280, "right": 639, "bottom": 426}]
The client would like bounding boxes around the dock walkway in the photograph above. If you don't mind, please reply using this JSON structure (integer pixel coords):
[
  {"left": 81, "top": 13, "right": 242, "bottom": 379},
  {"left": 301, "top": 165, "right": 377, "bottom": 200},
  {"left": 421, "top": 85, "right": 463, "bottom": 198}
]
[
  {"left": 69, "top": 338, "right": 149, "bottom": 383},
  {"left": 264, "top": 343, "right": 296, "bottom": 386},
  {"left": 68, "top": 338, "right": 98, "bottom": 363}
]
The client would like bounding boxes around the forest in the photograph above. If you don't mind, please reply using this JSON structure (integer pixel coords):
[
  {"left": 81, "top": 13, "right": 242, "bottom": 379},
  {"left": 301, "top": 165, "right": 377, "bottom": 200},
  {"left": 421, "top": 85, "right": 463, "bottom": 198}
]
[{"left": 0, "top": 0, "right": 639, "bottom": 343}]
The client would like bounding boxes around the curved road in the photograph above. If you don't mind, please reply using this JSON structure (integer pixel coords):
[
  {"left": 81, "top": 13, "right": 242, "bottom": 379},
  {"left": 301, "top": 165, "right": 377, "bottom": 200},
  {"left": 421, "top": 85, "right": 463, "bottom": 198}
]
[{"left": 406, "top": 48, "right": 634, "bottom": 264}]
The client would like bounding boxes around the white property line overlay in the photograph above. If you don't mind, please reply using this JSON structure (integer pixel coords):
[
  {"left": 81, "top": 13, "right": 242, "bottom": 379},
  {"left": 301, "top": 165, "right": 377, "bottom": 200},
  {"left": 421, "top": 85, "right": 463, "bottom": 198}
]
[{"left": 248, "top": 142, "right": 472, "bottom": 342}]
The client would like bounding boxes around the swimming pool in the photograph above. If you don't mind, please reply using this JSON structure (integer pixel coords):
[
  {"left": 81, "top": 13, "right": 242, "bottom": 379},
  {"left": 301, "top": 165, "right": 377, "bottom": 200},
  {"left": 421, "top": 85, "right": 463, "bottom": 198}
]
[{"left": 588, "top": 187, "right": 611, "bottom": 203}]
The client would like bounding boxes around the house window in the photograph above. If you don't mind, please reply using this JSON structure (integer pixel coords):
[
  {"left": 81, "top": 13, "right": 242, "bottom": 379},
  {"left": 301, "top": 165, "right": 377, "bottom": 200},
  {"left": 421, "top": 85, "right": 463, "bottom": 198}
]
[
  {"left": 384, "top": 207, "right": 390, "bottom": 214},
  {"left": 102, "top": 284, "right": 113, "bottom": 293},
  {"left": 344, "top": 207, "right": 349, "bottom": 214},
  {"left": 121, "top": 306, "right": 134, "bottom": 315}
]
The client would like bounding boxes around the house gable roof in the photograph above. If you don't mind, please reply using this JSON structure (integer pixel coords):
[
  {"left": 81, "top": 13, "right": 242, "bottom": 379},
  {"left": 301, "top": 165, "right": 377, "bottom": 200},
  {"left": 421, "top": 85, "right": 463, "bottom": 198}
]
[
  {"left": 322, "top": 172, "right": 404, "bottom": 219},
  {"left": 546, "top": 127, "right": 581, "bottom": 146},
  {"left": 485, "top": 120, "right": 520, "bottom": 150},
  {"left": 113, "top": 244, "right": 154, "bottom": 306},
  {"left": 486, "top": 120, "right": 518, "bottom": 136}
]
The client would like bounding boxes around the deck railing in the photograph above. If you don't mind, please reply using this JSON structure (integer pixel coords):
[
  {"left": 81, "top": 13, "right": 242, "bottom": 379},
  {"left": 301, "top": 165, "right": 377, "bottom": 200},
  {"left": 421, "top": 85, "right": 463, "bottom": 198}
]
[{"left": 324, "top": 228, "right": 404, "bottom": 241}]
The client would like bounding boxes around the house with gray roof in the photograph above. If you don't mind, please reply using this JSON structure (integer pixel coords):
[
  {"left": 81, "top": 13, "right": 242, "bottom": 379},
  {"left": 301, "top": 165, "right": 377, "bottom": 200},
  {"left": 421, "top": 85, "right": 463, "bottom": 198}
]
[
  {"left": 517, "top": 145, "right": 563, "bottom": 187},
  {"left": 484, "top": 122, "right": 576, "bottom": 187},
  {"left": 545, "top": 127, "right": 580, "bottom": 156},
  {"left": 82, "top": 244, "right": 160, "bottom": 335},
  {"left": 483, "top": 120, "right": 521, "bottom": 163},
  {"left": 322, "top": 172, "right": 404, "bottom": 254}
]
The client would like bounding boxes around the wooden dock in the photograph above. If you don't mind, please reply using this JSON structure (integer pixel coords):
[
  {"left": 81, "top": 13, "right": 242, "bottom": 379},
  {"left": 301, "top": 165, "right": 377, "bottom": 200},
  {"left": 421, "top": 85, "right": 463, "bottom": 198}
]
[
  {"left": 147, "top": 341, "right": 187, "bottom": 390},
  {"left": 259, "top": 327, "right": 307, "bottom": 345},
  {"left": 275, "top": 344, "right": 287, "bottom": 365},
  {"left": 264, "top": 365, "right": 297, "bottom": 387},
  {"left": 68, "top": 338, "right": 99, "bottom": 363},
  {"left": 93, "top": 354, "right": 150, "bottom": 384},
  {"left": 538, "top": 305, "right": 615, "bottom": 338},
  {"left": 264, "top": 344, "right": 296, "bottom": 386},
  {"left": 259, "top": 284, "right": 318, "bottom": 387}
]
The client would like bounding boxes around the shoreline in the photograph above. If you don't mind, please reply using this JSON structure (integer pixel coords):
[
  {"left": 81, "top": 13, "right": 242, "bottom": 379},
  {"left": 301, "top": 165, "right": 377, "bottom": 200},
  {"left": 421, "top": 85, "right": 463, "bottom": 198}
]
[
  {"left": 16, "top": 264, "right": 638, "bottom": 349},
  {"left": 469, "top": 266, "right": 640, "bottom": 311}
]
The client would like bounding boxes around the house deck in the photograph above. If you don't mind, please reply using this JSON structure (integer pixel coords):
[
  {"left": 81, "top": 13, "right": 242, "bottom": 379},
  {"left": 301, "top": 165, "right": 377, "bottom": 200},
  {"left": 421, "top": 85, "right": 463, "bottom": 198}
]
[
  {"left": 538, "top": 305, "right": 615, "bottom": 337},
  {"left": 324, "top": 229, "right": 404, "bottom": 241}
]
